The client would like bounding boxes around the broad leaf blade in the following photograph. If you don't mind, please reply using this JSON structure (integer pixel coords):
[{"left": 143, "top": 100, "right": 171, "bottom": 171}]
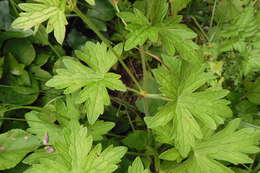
[{"left": 0, "top": 129, "right": 41, "bottom": 170}]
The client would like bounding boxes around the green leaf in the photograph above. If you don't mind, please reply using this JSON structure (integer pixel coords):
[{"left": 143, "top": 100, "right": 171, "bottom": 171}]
[
  {"left": 170, "top": 0, "right": 191, "bottom": 16},
  {"left": 0, "top": 129, "right": 41, "bottom": 170},
  {"left": 25, "top": 111, "right": 62, "bottom": 145},
  {"left": 0, "top": 30, "right": 33, "bottom": 48},
  {"left": 87, "top": 0, "right": 116, "bottom": 31},
  {"left": 122, "top": 130, "right": 148, "bottom": 150},
  {"left": 173, "top": 119, "right": 260, "bottom": 173},
  {"left": 53, "top": 94, "right": 81, "bottom": 125},
  {"left": 215, "top": 0, "right": 245, "bottom": 22},
  {"left": 118, "top": 9, "right": 160, "bottom": 51},
  {"left": 145, "top": 56, "right": 232, "bottom": 157},
  {"left": 118, "top": 8, "right": 199, "bottom": 61},
  {"left": 124, "top": 26, "right": 159, "bottom": 51},
  {"left": 153, "top": 123, "right": 174, "bottom": 145},
  {"left": 11, "top": 1, "right": 68, "bottom": 44},
  {"left": 4, "top": 39, "right": 36, "bottom": 66},
  {"left": 159, "top": 26, "right": 199, "bottom": 59},
  {"left": 23, "top": 149, "right": 57, "bottom": 165},
  {"left": 221, "top": 7, "right": 257, "bottom": 39},
  {"left": 85, "top": 0, "right": 95, "bottom": 5},
  {"left": 87, "top": 120, "right": 115, "bottom": 141},
  {"left": 24, "top": 120, "right": 127, "bottom": 173},
  {"left": 30, "top": 25, "right": 49, "bottom": 45},
  {"left": 159, "top": 148, "right": 182, "bottom": 161},
  {"left": 46, "top": 42, "right": 126, "bottom": 124},
  {"left": 246, "top": 77, "right": 260, "bottom": 105},
  {"left": 67, "top": 29, "right": 88, "bottom": 49},
  {"left": 128, "top": 157, "right": 149, "bottom": 173},
  {"left": 148, "top": 0, "right": 168, "bottom": 24}
]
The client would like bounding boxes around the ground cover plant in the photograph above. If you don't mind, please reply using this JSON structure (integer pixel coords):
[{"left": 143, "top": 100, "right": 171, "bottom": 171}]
[{"left": 0, "top": 0, "right": 259, "bottom": 172}]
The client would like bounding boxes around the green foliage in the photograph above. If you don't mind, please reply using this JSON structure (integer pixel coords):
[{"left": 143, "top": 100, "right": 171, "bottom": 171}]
[
  {"left": 122, "top": 130, "right": 148, "bottom": 150},
  {"left": 46, "top": 42, "right": 126, "bottom": 124},
  {"left": 128, "top": 157, "right": 149, "bottom": 173},
  {"left": 24, "top": 121, "right": 127, "bottom": 173},
  {"left": 173, "top": 119, "right": 260, "bottom": 173},
  {"left": 0, "top": 0, "right": 259, "bottom": 173},
  {"left": 145, "top": 56, "right": 232, "bottom": 157},
  {"left": 118, "top": 2, "right": 199, "bottom": 61},
  {"left": 246, "top": 77, "right": 260, "bottom": 105},
  {"left": 0, "top": 129, "right": 41, "bottom": 170},
  {"left": 12, "top": 0, "right": 68, "bottom": 44},
  {"left": 169, "top": 0, "right": 192, "bottom": 16}
]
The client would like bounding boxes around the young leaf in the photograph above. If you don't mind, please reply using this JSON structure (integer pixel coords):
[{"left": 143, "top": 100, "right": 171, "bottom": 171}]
[
  {"left": 173, "top": 119, "right": 260, "bottom": 173},
  {"left": 46, "top": 42, "right": 126, "bottom": 124},
  {"left": 128, "top": 157, "right": 149, "bottom": 173},
  {"left": 145, "top": 56, "right": 232, "bottom": 157},
  {"left": 11, "top": 0, "right": 68, "bottom": 44},
  {"left": 24, "top": 120, "right": 127, "bottom": 173},
  {"left": 0, "top": 129, "right": 41, "bottom": 170}
]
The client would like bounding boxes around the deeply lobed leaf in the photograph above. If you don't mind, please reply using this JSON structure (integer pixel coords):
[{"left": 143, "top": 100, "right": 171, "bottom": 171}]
[
  {"left": 145, "top": 56, "right": 232, "bottom": 157},
  {"left": 24, "top": 121, "right": 127, "bottom": 173},
  {"left": 46, "top": 42, "right": 126, "bottom": 124},
  {"left": 173, "top": 119, "right": 260, "bottom": 173}
]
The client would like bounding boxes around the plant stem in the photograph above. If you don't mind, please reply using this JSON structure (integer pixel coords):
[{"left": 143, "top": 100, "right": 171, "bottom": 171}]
[
  {"left": 126, "top": 87, "right": 140, "bottom": 95},
  {"left": 126, "top": 111, "right": 135, "bottom": 132},
  {"left": 126, "top": 151, "right": 148, "bottom": 157},
  {"left": 3, "top": 105, "right": 69, "bottom": 120},
  {"left": 136, "top": 48, "right": 169, "bottom": 70},
  {"left": 145, "top": 94, "right": 172, "bottom": 102},
  {"left": 73, "top": 7, "right": 143, "bottom": 91},
  {"left": 106, "top": 133, "right": 125, "bottom": 138},
  {"left": 48, "top": 42, "right": 62, "bottom": 58},
  {"left": 139, "top": 47, "right": 149, "bottom": 117},
  {"left": 73, "top": 7, "right": 111, "bottom": 45},
  {"left": 210, "top": 0, "right": 218, "bottom": 28},
  {"left": 191, "top": 16, "right": 209, "bottom": 41},
  {"left": 0, "top": 117, "right": 57, "bottom": 125},
  {"left": 113, "top": 3, "right": 127, "bottom": 26}
]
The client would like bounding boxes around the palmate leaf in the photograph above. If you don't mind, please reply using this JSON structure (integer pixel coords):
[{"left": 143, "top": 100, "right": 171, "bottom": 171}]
[
  {"left": 46, "top": 42, "right": 126, "bottom": 124},
  {"left": 11, "top": 0, "right": 68, "bottom": 44},
  {"left": 118, "top": 1, "right": 199, "bottom": 61},
  {"left": 118, "top": 8, "right": 159, "bottom": 51},
  {"left": 145, "top": 56, "right": 232, "bottom": 157},
  {"left": 172, "top": 119, "right": 260, "bottom": 173},
  {"left": 24, "top": 121, "right": 127, "bottom": 173}
]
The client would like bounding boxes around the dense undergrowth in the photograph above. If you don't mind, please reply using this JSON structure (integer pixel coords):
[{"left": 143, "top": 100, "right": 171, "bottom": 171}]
[{"left": 0, "top": 0, "right": 259, "bottom": 172}]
